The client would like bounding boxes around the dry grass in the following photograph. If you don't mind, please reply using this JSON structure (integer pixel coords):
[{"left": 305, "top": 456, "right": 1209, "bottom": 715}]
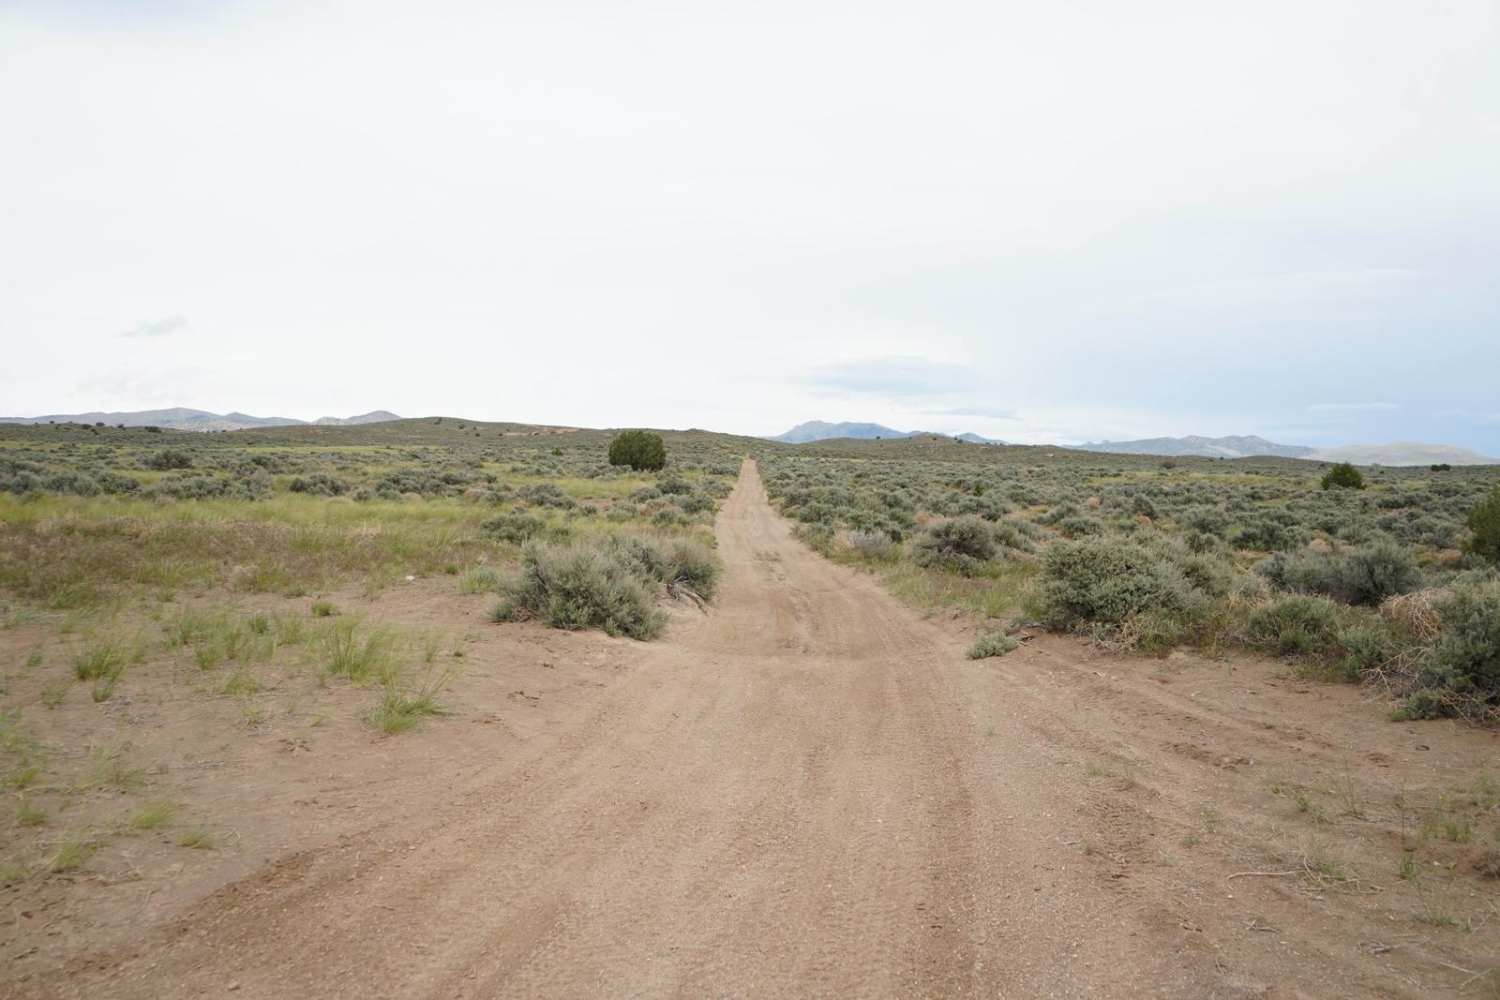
[{"left": 1379, "top": 588, "right": 1445, "bottom": 640}]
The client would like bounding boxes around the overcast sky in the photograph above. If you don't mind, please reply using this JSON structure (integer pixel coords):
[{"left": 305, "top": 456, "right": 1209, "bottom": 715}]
[{"left": 3, "top": 0, "right": 1498, "bottom": 450}]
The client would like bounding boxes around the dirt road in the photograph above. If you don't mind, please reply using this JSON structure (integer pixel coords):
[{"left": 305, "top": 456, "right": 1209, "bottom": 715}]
[{"left": 33, "top": 461, "right": 1498, "bottom": 998}]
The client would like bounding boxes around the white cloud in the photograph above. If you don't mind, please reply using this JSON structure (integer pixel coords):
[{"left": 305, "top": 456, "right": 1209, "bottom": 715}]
[
  {"left": 0, "top": 1, "right": 1496, "bottom": 451},
  {"left": 120, "top": 315, "right": 188, "bottom": 339},
  {"left": 1307, "top": 402, "right": 1400, "bottom": 413},
  {"left": 803, "top": 357, "right": 982, "bottom": 398},
  {"left": 926, "top": 406, "right": 1021, "bottom": 420}
]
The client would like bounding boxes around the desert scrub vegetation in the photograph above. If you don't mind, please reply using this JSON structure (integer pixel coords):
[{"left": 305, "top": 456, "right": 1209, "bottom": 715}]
[
  {"left": 493, "top": 533, "right": 720, "bottom": 639},
  {"left": 758, "top": 441, "right": 1500, "bottom": 722},
  {"left": 0, "top": 421, "right": 738, "bottom": 608},
  {"left": 157, "top": 602, "right": 461, "bottom": 733}
]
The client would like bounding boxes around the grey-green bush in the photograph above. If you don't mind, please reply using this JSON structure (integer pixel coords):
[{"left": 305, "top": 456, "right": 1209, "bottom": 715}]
[
  {"left": 481, "top": 512, "right": 567, "bottom": 544},
  {"left": 1336, "top": 539, "right": 1423, "bottom": 605},
  {"left": 967, "top": 632, "right": 1019, "bottom": 659},
  {"left": 1400, "top": 579, "right": 1500, "bottom": 718},
  {"left": 601, "top": 534, "right": 720, "bottom": 599},
  {"left": 493, "top": 541, "right": 665, "bottom": 639},
  {"left": 912, "top": 516, "right": 996, "bottom": 575},
  {"left": 1257, "top": 540, "right": 1420, "bottom": 606},
  {"left": 847, "top": 530, "right": 899, "bottom": 561},
  {"left": 1039, "top": 537, "right": 1199, "bottom": 629},
  {"left": 493, "top": 532, "right": 720, "bottom": 639},
  {"left": 1245, "top": 594, "right": 1342, "bottom": 658}
]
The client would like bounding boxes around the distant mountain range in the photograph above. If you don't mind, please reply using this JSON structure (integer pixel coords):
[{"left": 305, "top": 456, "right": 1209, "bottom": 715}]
[
  {"left": 771, "top": 421, "right": 1003, "bottom": 445},
  {"left": 1078, "top": 435, "right": 1495, "bottom": 466},
  {"left": 771, "top": 424, "right": 1495, "bottom": 466},
  {"left": 1305, "top": 443, "right": 1497, "bottom": 467},
  {"left": 0, "top": 407, "right": 401, "bottom": 432},
  {"left": 5, "top": 409, "right": 1493, "bottom": 465},
  {"left": 1079, "top": 435, "right": 1314, "bottom": 459}
]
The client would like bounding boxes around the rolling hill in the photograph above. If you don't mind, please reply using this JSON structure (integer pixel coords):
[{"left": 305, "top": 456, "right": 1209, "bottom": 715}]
[
  {"left": 771, "top": 420, "right": 1002, "bottom": 445},
  {"left": 1077, "top": 435, "right": 1314, "bottom": 459},
  {"left": 1306, "top": 443, "right": 1497, "bottom": 466},
  {"left": 1074, "top": 434, "right": 1495, "bottom": 465},
  {"left": 0, "top": 408, "right": 401, "bottom": 432}
]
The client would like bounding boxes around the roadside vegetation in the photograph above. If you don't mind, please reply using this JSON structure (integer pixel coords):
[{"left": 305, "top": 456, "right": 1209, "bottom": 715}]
[
  {"left": 0, "top": 419, "right": 739, "bottom": 884},
  {"left": 0, "top": 422, "right": 737, "bottom": 610},
  {"left": 760, "top": 442, "right": 1500, "bottom": 722}
]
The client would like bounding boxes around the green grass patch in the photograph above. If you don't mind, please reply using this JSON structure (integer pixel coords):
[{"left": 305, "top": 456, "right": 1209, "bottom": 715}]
[{"left": 128, "top": 800, "right": 176, "bottom": 831}]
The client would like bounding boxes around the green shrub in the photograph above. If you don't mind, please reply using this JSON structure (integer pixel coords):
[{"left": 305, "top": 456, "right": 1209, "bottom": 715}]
[
  {"left": 1393, "top": 689, "right": 1446, "bottom": 721},
  {"left": 1466, "top": 486, "right": 1500, "bottom": 564},
  {"left": 847, "top": 530, "right": 899, "bottom": 561},
  {"left": 145, "top": 448, "right": 193, "bottom": 471},
  {"left": 494, "top": 541, "right": 665, "bottom": 639},
  {"left": 481, "top": 512, "right": 567, "bottom": 544},
  {"left": 1039, "top": 538, "right": 1198, "bottom": 629},
  {"left": 1335, "top": 620, "right": 1398, "bottom": 681},
  {"left": 1056, "top": 515, "right": 1105, "bottom": 538},
  {"left": 601, "top": 534, "right": 720, "bottom": 599},
  {"left": 1161, "top": 544, "right": 1236, "bottom": 598},
  {"left": 990, "top": 520, "right": 1036, "bottom": 552},
  {"left": 1232, "top": 515, "right": 1303, "bottom": 551},
  {"left": 607, "top": 430, "right": 667, "bottom": 472},
  {"left": 1245, "top": 595, "right": 1342, "bottom": 657},
  {"left": 913, "top": 517, "right": 996, "bottom": 575},
  {"left": 967, "top": 632, "right": 1019, "bottom": 659},
  {"left": 1321, "top": 462, "right": 1365, "bottom": 491},
  {"left": 1399, "top": 579, "right": 1500, "bottom": 718},
  {"left": 287, "top": 473, "right": 348, "bottom": 496},
  {"left": 1258, "top": 540, "right": 1420, "bottom": 606},
  {"left": 1130, "top": 607, "right": 1205, "bottom": 656},
  {"left": 1336, "top": 539, "right": 1422, "bottom": 605},
  {"left": 1257, "top": 549, "right": 1327, "bottom": 594}
]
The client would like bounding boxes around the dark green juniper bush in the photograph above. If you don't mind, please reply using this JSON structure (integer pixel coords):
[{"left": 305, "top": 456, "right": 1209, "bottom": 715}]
[
  {"left": 1321, "top": 462, "right": 1366, "bottom": 491},
  {"left": 608, "top": 430, "right": 667, "bottom": 472}
]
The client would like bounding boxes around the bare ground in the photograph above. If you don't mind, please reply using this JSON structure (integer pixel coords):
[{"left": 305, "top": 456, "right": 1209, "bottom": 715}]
[{"left": 5, "top": 460, "right": 1498, "bottom": 998}]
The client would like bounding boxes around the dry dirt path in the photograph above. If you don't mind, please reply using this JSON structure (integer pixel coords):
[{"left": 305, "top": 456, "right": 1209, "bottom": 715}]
[{"left": 31, "top": 460, "right": 1498, "bottom": 998}]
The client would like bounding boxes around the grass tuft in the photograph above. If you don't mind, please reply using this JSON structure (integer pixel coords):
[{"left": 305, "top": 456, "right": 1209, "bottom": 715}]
[
  {"left": 321, "top": 619, "right": 395, "bottom": 682},
  {"left": 16, "top": 797, "right": 46, "bottom": 827},
  {"left": 367, "top": 663, "right": 457, "bottom": 735},
  {"left": 46, "top": 832, "right": 98, "bottom": 873},
  {"left": 177, "top": 827, "right": 216, "bottom": 849},
  {"left": 128, "top": 800, "right": 176, "bottom": 831}
]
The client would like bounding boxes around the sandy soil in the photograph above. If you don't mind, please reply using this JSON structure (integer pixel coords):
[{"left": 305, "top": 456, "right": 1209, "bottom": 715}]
[{"left": 5, "top": 460, "right": 1497, "bottom": 998}]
